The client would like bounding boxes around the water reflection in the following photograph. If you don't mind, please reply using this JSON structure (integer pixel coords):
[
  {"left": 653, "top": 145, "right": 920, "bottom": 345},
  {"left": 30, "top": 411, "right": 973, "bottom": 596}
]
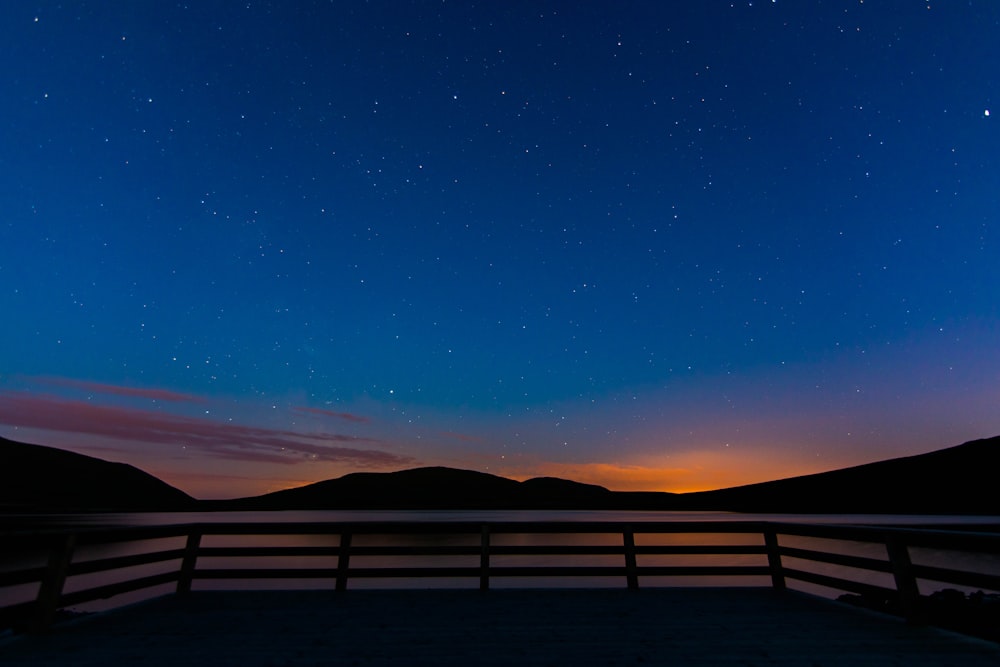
[
  {"left": 5, "top": 509, "right": 1000, "bottom": 528},
  {"left": 3, "top": 512, "right": 998, "bottom": 614}
]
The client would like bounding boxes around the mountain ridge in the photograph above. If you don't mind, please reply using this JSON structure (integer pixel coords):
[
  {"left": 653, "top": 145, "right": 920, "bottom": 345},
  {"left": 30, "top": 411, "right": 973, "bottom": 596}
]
[
  {"left": 217, "top": 435, "right": 1000, "bottom": 513},
  {"left": 220, "top": 465, "right": 619, "bottom": 510},
  {"left": 0, "top": 436, "right": 196, "bottom": 511},
  {"left": 673, "top": 435, "right": 1000, "bottom": 514},
  {"left": 1, "top": 434, "right": 997, "bottom": 514}
]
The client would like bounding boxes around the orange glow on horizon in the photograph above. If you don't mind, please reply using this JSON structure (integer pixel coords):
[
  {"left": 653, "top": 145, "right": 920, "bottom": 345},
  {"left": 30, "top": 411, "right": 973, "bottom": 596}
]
[
  {"left": 126, "top": 443, "right": 868, "bottom": 500},
  {"left": 499, "top": 449, "right": 855, "bottom": 494}
]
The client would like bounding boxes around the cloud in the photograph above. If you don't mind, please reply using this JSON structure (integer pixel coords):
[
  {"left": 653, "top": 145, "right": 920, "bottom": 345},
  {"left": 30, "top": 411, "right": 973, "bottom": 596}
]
[
  {"left": 27, "top": 376, "right": 206, "bottom": 403},
  {"left": 0, "top": 391, "right": 414, "bottom": 468},
  {"left": 292, "top": 405, "right": 370, "bottom": 423}
]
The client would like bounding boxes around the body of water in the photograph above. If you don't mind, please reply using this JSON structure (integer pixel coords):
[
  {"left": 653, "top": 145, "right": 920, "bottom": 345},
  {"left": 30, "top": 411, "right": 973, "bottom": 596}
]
[
  {"left": 3, "top": 511, "right": 998, "bottom": 613},
  {"left": 7, "top": 509, "right": 1000, "bottom": 528}
]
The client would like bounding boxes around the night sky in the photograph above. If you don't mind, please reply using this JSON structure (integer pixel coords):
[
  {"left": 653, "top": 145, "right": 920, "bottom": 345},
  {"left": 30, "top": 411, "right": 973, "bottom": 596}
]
[{"left": 2, "top": 2, "right": 998, "bottom": 499}]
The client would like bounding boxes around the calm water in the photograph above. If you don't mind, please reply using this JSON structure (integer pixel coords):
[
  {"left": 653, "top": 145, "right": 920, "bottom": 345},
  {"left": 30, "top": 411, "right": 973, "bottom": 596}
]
[
  {"left": 3, "top": 511, "right": 998, "bottom": 612},
  {"left": 7, "top": 509, "right": 1000, "bottom": 528}
]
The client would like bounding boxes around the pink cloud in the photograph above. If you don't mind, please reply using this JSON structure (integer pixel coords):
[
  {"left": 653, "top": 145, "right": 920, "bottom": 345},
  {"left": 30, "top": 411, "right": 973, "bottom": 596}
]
[
  {"left": 0, "top": 391, "right": 413, "bottom": 468},
  {"left": 29, "top": 376, "right": 206, "bottom": 403},
  {"left": 292, "top": 405, "right": 370, "bottom": 423}
]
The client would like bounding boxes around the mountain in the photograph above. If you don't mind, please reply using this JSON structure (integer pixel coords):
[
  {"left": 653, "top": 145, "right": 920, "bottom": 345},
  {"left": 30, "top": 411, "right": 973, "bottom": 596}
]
[
  {"left": 673, "top": 435, "right": 1000, "bottom": 514},
  {"left": 2, "top": 434, "right": 998, "bottom": 514},
  {"left": 0, "top": 436, "right": 196, "bottom": 512},
  {"left": 223, "top": 467, "right": 619, "bottom": 510},
  {"left": 228, "top": 436, "right": 1000, "bottom": 514}
]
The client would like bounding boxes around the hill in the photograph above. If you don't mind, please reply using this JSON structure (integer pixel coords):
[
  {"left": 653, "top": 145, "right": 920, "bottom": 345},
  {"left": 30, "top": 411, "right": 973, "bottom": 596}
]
[
  {"left": 2, "top": 434, "right": 998, "bottom": 514},
  {"left": 674, "top": 435, "right": 1000, "bottom": 514},
  {"left": 0, "top": 436, "right": 196, "bottom": 512},
  {"left": 223, "top": 467, "right": 620, "bottom": 510},
  {"left": 228, "top": 435, "right": 1000, "bottom": 514}
]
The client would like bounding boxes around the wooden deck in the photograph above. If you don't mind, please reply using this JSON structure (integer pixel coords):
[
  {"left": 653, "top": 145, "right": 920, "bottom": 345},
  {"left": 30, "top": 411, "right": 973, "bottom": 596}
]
[{"left": 3, "top": 588, "right": 999, "bottom": 666}]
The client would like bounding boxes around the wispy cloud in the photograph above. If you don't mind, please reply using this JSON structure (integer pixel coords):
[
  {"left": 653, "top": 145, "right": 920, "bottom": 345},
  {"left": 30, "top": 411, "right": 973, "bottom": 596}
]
[
  {"left": 27, "top": 376, "right": 206, "bottom": 403},
  {"left": 292, "top": 405, "right": 370, "bottom": 423},
  {"left": 0, "top": 391, "right": 414, "bottom": 468}
]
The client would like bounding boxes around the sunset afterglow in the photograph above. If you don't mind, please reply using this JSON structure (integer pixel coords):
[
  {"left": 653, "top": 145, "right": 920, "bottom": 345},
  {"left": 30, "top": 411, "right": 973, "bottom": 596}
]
[{"left": 2, "top": 3, "right": 998, "bottom": 499}]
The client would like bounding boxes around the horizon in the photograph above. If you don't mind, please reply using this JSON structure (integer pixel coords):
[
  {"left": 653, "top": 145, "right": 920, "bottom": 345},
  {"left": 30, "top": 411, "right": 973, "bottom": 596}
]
[
  {"left": 2, "top": 3, "right": 999, "bottom": 500},
  {"left": 4, "top": 431, "right": 996, "bottom": 502}
]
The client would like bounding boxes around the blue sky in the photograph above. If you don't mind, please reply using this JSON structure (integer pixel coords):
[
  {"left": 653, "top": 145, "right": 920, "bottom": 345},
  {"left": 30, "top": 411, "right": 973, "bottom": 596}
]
[{"left": 1, "top": 2, "right": 997, "bottom": 498}]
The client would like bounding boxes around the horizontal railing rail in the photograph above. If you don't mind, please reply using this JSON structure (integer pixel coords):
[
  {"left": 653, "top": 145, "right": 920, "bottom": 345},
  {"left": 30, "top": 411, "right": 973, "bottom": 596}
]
[
  {"left": 2, "top": 520, "right": 998, "bottom": 632},
  {"left": 766, "top": 523, "right": 1000, "bottom": 610}
]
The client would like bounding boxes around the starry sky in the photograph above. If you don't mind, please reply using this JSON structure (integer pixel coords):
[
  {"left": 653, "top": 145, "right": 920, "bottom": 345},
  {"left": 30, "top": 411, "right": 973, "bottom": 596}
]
[{"left": 1, "top": 1, "right": 998, "bottom": 500}]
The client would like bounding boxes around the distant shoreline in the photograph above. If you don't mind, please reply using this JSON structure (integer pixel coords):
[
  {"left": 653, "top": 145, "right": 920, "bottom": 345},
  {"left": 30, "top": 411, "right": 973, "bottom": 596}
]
[{"left": 3, "top": 435, "right": 1000, "bottom": 515}]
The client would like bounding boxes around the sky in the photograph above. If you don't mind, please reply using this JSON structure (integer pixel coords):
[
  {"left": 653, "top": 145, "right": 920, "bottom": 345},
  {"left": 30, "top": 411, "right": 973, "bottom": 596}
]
[{"left": 1, "top": 1, "right": 998, "bottom": 500}]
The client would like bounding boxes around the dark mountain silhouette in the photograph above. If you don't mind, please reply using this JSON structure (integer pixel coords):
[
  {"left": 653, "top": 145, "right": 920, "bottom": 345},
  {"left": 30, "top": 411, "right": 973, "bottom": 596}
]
[
  {"left": 223, "top": 467, "right": 619, "bottom": 510},
  {"left": 223, "top": 435, "right": 1000, "bottom": 513},
  {"left": 0, "top": 436, "right": 196, "bottom": 512},
  {"left": 2, "top": 434, "right": 998, "bottom": 513},
  {"left": 671, "top": 435, "right": 1000, "bottom": 514}
]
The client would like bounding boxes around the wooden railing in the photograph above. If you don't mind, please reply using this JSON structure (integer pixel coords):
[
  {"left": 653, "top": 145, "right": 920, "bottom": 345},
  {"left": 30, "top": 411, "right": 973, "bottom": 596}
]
[{"left": 2, "top": 521, "right": 998, "bottom": 632}]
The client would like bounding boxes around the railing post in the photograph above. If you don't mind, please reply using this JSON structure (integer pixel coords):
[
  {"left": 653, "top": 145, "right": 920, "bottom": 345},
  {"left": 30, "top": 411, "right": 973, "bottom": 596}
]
[
  {"left": 763, "top": 529, "right": 785, "bottom": 591},
  {"left": 336, "top": 531, "right": 352, "bottom": 592},
  {"left": 480, "top": 524, "right": 491, "bottom": 591},
  {"left": 886, "top": 536, "right": 923, "bottom": 624},
  {"left": 30, "top": 533, "right": 76, "bottom": 632},
  {"left": 177, "top": 531, "right": 202, "bottom": 595},
  {"left": 623, "top": 526, "right": 638, "bottom": 590}
]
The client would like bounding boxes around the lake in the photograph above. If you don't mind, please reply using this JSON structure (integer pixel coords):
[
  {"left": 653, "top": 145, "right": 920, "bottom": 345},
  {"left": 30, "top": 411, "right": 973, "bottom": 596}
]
[
  {"left": 3, "top": 511, "right": 998, "bottom": 613},
  {"left": 7, "top": 509, "right": 1000, "bottom": 528}
]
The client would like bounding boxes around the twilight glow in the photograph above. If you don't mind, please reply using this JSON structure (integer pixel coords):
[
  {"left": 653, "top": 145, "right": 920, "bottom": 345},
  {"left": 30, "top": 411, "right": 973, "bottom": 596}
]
[{"left": 1, "top": 2, "right": 998, "bottom": 499}]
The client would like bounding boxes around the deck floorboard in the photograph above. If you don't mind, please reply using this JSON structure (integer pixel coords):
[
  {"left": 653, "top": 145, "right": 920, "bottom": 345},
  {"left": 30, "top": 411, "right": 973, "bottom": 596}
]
[{"left": 3, "top": 588, "right": 999, "bottom": 666}]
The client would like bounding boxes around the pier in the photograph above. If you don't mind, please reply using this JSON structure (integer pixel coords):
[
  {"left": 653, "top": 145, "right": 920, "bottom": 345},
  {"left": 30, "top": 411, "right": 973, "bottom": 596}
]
[{"left": 3, "top": 521, "right": 1000, "bottom": 664}]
